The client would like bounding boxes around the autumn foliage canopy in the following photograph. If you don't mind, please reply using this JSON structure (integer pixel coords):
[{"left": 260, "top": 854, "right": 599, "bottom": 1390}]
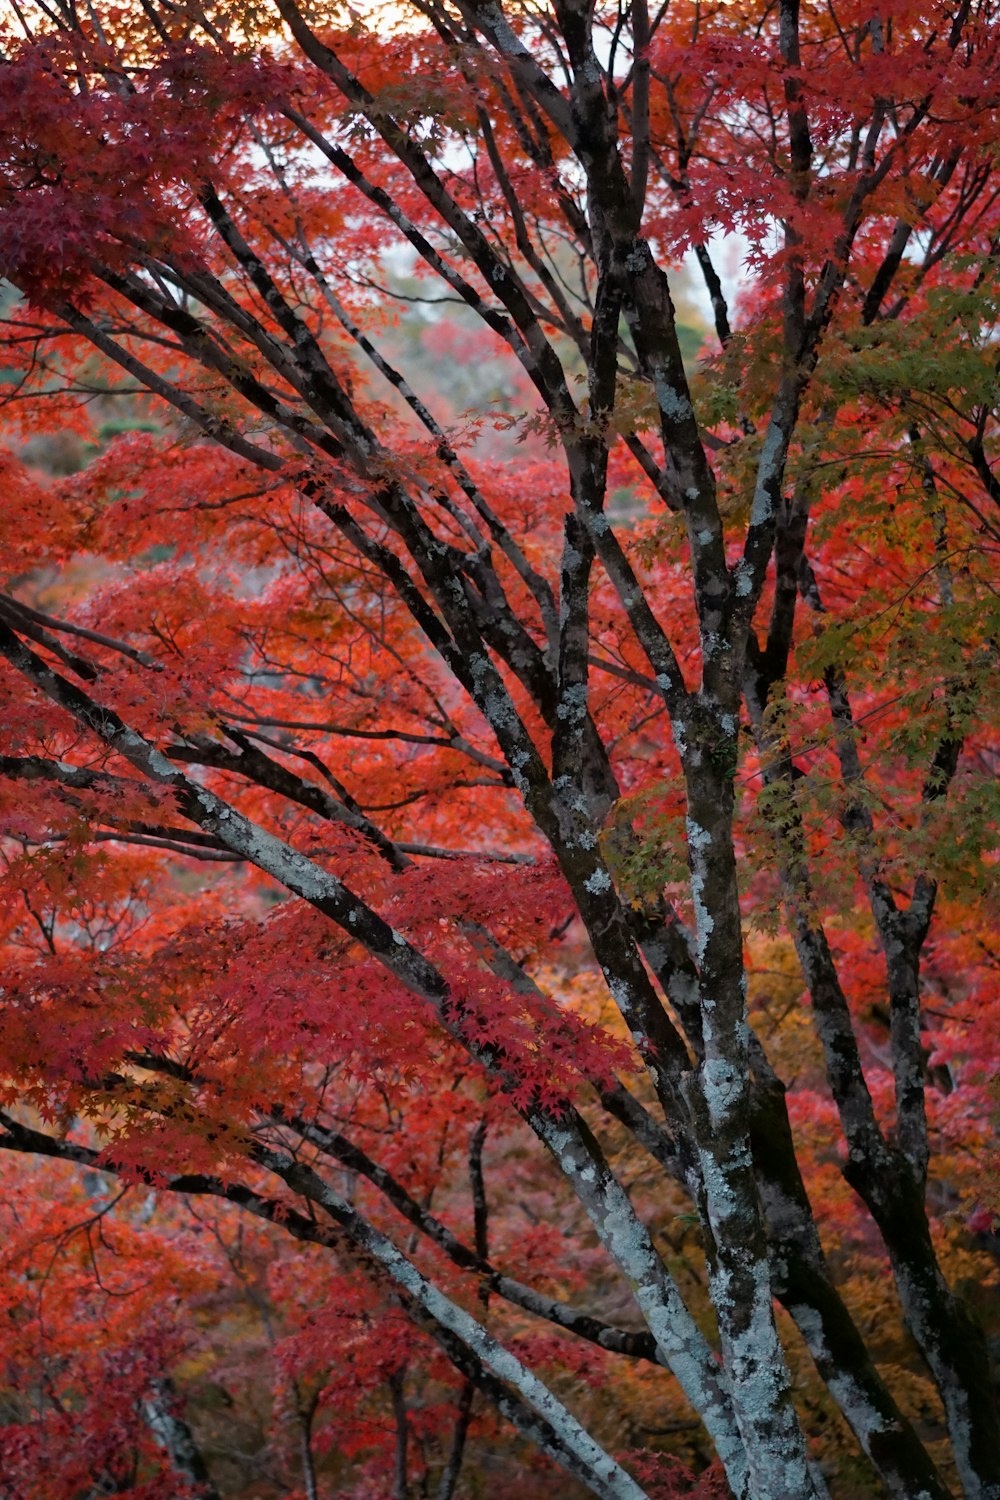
[{"left": 0, "top": 0, "right": 998, "bottom": 1496}]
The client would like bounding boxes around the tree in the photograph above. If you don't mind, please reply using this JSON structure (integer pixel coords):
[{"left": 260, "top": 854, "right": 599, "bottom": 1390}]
[{"left": 0, "top": 0, "right": 998, "bottom": 1496}]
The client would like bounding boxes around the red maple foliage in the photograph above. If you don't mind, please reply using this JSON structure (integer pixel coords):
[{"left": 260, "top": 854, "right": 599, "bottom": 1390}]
[{"left": 0, "top": 1, "right": 998, "bottom": 1497}]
